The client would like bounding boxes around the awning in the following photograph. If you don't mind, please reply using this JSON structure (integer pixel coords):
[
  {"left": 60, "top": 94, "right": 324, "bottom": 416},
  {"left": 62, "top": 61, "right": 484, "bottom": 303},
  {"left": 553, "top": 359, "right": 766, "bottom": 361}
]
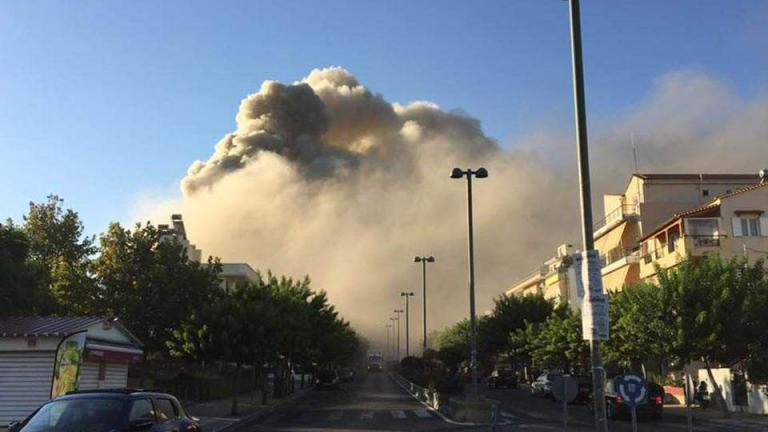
[
  {"left": 85, "top": 341, "right": 143, "bottom": 364},
  {"left": 595, "top": 220, "right": 629, "bottom": 253}
]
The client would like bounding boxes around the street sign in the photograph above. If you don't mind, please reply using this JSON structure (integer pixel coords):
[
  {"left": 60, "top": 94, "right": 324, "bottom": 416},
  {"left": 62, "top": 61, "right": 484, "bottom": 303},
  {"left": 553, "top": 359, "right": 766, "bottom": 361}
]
[
  {"left": 552, "top": 375, "right": 578, "bottom": 402},
  {"left": 614, "top": 374, "right": 648, "bottom": 407},
  {"left": 573, "top": 250, "right": 609, "bottom": 341}
]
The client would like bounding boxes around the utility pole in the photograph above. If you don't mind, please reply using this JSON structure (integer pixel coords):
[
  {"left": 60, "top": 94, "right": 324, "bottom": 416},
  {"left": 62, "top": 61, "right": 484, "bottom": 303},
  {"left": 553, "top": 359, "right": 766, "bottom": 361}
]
[
  {"left": 389, "top": 317, "right": 397, "bottom": 361},
  {"left": 393, "top": 309, "right": 403, "bottom": 361},
  {"left": 401, "top": 292, "right": 414, "bottom": 357},
  {"left": 386, "top": 324, "right": 392, "bottom": 363},
  {"left": 414, "top": 256, "right": 435, "bottom": 353},
  {"left": 567, "top": 1, "right": 608, "bottom": 431}
]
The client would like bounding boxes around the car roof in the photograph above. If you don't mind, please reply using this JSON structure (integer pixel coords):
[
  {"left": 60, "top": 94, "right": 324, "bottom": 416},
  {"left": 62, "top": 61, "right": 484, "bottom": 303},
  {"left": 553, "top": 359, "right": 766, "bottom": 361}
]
[{"left": 57, "top": 389, "right": 178, "bottom": 401}]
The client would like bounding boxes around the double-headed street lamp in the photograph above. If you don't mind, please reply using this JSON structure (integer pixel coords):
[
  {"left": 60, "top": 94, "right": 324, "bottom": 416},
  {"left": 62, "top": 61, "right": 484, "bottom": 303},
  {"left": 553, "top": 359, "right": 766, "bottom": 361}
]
[
  {"left": 450, "top": 167, "right": 488, "bottom": 399},
  {"left": 400, "top": 292, "right": 415, "bottom": 357},
  {"left": 385, "top": 323, "right": 393, "bottom": 363},
  {"left": 392, "top": 309, "right": 403, "bottom": 361},
  {"left": 389, "top": 317, "right": 398, "bottom": 361},
  {"left": 414, "top": 256, "right": 435, "bottom": 353}
]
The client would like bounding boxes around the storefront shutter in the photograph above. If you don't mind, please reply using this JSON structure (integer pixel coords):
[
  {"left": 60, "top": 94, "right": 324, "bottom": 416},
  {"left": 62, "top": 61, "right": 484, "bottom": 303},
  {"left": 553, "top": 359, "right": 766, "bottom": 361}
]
[{"left": 0, "top": 352, "right": 54, "bottom": 426}]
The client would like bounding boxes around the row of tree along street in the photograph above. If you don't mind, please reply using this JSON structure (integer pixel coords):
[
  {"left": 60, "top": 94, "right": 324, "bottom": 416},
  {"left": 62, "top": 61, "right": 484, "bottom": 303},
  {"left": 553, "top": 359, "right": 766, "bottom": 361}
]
[
  {"left": 402, "top": 254, "right": 768, "bottom": 416},
  {"left": 1, "top": 195, "right": 367, "bottom": 414}
]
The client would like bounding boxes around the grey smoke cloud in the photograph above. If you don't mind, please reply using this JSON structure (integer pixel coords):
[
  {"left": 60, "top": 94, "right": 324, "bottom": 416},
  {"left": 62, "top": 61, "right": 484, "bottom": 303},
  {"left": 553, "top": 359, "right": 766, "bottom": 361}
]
[{"left": 144, "top": 67, "right": 767, "bottom": 347}]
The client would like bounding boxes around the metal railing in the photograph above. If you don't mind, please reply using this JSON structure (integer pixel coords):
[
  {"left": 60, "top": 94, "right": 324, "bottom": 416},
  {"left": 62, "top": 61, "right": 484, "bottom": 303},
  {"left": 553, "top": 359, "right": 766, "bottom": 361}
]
[
  {"left": 686, "top": 235, "right": 723, "bottom": 247},
  {"left": 600, "top": 247, "right": 638, "bottom": 267},
  {"left": 594, "top": 204, "right": 638, "bottom": 232}
]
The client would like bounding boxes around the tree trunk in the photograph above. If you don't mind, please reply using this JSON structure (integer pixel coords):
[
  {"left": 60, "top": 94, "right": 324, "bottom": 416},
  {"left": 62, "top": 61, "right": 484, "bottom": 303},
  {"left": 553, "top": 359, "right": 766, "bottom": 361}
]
[
  {"left": 261, "top": 365, "right": 269, "bottom": 405},
  {"left": 703, "top": 358, "right": 731, "bottom": 418},
  {"left": 231, "top": 363, "right": 241, "bottom": 416}
]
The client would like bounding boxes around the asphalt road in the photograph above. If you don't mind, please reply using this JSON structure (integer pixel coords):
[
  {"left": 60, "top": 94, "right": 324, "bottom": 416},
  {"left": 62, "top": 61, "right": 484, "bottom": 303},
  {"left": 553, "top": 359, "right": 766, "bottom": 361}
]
[{"left": 222, "top": 373, "right": 768, "bottom": 432}]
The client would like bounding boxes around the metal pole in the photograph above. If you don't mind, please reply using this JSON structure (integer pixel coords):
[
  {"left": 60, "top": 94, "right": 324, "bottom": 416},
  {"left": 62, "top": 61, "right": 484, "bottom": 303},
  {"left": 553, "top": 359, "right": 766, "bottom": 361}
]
[
  {"left": 466, "top": 173, "right": 479, "bottom": 399},
  {"left": 567, "top": 1, "right": 606, "bottom": 431},
  {"left": 422, "top": 260, "right": 427, "bottom": 353},
  {"left": 386, "top": 324, "right": 391, "bottom": 363},
  {"left": 405, "top": 296, "right": 410, "bottom": 357}
]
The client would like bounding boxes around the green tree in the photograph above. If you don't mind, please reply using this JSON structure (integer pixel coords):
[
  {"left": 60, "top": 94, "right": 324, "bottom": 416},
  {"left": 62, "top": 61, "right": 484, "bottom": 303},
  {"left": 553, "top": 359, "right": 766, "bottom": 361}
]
[
  {"left": 603, "top": 282, "right": 676, "bottom": 377},
  {"left": 23, "top": 195, "right": 97, "bottom": 314},
  {"left": 530, "top": 307, "right": 589, "bottom": 373},
  {"left": 483, "top": 293, "right": 554, "bottom": 360},
  {"left": 657, "top": 255, "right": 768, "bottom": 416},
  {"left": 92, "top": 222, "right": 221, "bottom": 354},
  {"left": 0, "top": 222, "right": 52, "bottom": 316}
]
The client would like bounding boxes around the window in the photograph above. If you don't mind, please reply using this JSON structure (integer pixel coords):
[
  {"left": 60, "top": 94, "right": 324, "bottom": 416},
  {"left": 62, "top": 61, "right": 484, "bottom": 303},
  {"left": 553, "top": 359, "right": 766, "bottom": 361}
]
[
  {"left": 733, "top": 216, "right": 764, "bottom": 237},
  {"left": 154, "top": 398, "right": 178, "bottom": 421},
  {"left": 702, "top": 189, "right": 709, "bottom": 197},
  {"left": 129, "top": 399, "right": 156, "bottom": 422}
]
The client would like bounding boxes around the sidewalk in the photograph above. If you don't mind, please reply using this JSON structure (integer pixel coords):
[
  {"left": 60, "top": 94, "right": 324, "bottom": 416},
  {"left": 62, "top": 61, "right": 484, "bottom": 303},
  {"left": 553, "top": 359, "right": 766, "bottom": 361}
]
[{"left": 664, "top": 404, "right": 768, "bottom": 429}]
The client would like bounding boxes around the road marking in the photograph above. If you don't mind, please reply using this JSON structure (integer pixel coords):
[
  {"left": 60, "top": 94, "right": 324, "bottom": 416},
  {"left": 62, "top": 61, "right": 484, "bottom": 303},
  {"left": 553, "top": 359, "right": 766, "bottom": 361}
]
[
  {"left": 502, "top": 411, "right": 518, "bottom": 419},
  {"left": 360, "top": 410, "right": 374, "bottom": 419},
  {"left": 413, "top": 408, "right": 432, "bottom": 418},
  {"left": 391, "top": 410, "right": 406, "bottom": 419},
  {"left": 327, "top": 411, "right": 343, "bottom": 421}
]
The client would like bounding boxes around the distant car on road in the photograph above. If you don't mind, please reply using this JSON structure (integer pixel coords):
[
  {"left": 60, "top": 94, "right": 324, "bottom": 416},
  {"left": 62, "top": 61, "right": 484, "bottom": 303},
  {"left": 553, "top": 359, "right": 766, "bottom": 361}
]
[
  {"left": 7, "top": 389, "right": 201, "bottom": 432},
  {"left": 531, "top": 372, "right": 561, "bottom": 399},
  {"left": 315, "top": 369, "right": 341, "bottom": 390},
  {"left": 487, "top": 369, "right": 518, "bottom": 389}
]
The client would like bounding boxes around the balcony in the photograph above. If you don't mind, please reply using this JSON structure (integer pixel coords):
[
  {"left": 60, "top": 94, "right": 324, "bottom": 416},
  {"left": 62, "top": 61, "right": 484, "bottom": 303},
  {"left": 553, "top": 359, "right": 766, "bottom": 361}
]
[
  {"left": 594, "top": 204, "right": 639, "bottom": 233},
  {"left": 687, "top": 235, "right": 722, "bottom": 248},
  {"left": 601, "top": 247, "right": 638, "bottom": 267}
]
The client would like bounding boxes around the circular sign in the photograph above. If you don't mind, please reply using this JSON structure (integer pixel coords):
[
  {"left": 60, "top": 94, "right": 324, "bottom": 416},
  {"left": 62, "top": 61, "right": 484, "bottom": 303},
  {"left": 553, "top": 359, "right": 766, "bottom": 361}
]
[
  {"left": 552, "top": 375, "right": 578, "bottom": 402},
  {"left": 614, "top": 374, "right": 648, "bottom": 407}
]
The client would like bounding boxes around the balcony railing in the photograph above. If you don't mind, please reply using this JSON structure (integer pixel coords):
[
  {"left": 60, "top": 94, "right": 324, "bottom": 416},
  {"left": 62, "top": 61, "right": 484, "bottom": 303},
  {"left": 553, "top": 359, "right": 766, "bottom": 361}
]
[
  {"left": 594, "top": 204, "right": 638, "bottom": 232},
  {"left": 600, "top": 247, "right": 638, "bottom": 267},
  {"left": 686, "top": 235, "right": 723, "bottom": 247}
]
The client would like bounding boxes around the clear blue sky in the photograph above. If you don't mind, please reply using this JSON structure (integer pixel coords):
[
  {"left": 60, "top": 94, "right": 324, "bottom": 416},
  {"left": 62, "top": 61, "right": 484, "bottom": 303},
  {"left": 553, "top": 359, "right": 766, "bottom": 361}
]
[{"left": 2, "top": 0, "right": 766, "bottom": 235}]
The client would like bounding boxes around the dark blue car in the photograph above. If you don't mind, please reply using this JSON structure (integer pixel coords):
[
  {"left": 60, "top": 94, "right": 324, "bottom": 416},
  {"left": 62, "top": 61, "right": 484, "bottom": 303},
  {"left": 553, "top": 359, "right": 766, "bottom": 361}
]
[{"left": 8, "top": 389, "right": 202, "bottom": 432}]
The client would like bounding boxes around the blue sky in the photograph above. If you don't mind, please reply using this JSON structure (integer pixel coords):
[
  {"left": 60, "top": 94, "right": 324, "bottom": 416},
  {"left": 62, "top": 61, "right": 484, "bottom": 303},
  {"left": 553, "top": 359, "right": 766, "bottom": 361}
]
[{"left": 2, "top": 0, "right": 766, "bottom": 235}]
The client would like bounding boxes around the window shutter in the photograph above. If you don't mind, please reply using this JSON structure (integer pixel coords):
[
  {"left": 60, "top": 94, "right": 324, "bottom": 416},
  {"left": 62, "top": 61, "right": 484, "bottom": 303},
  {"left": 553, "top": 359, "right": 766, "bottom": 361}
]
[
  {"left": 732, "top": 217, "right": 743, "bottom": 237},
  {"left": 760, "top": 217, "right": 768, "bottom": 237}
]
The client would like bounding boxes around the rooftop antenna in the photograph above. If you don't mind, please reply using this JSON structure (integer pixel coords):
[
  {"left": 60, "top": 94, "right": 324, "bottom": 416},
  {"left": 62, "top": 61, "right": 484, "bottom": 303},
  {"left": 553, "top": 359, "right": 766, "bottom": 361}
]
[{"left": 631, "top": 132, "right": 638, "bottom": 173}]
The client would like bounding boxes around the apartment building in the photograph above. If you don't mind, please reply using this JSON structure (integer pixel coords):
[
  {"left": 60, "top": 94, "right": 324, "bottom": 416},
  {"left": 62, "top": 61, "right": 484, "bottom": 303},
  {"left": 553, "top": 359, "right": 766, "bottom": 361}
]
[
  {"left": 639, "top": 180, "right": 768, "bottom": 280},
  {"left": 505, "top": 243, "right": 577, "bottom": 304},
  {"left": 505, "top": 172, "right": 762, "bottom": 302}
]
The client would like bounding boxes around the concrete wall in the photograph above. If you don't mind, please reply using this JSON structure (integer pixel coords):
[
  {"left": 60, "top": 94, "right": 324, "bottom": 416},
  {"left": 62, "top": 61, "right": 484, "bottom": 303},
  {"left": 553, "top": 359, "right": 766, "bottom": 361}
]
[{"left": 697, "top": 368, "right": 768, "bottom": 415}]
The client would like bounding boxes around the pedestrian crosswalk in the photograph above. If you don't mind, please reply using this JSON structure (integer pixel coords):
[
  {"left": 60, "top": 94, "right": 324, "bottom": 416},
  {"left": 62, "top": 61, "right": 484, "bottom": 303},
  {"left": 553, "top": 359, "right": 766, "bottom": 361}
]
[{"left": 315, "top": 409, "right": 439, "bottom": 421}]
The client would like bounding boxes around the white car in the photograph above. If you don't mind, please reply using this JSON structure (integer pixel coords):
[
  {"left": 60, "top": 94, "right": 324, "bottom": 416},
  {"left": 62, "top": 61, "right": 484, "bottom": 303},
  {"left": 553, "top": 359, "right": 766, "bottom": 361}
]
[{"left": 531, "top": 373, "right": 560, "bottom": 398}]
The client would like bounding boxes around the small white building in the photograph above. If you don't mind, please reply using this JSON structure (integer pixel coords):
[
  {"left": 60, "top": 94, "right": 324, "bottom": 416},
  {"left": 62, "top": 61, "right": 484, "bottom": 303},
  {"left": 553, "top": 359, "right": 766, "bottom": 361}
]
[{"left": 0, "top": 316, "right": 143, "bottom": 425}]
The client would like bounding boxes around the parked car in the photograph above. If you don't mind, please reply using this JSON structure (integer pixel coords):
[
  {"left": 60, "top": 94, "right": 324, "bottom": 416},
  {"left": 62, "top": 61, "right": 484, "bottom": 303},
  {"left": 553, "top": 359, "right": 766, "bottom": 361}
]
[
  {"left": 589, "top": 378, "right": 664, "bottom": 420},
  {"left": 339, "top": 367, "right": 356, "bottom": 382},
  {"left": 7, "top": 389, "right": 201, "bottom": 432},
  {"left": 315, "top": 369, "right": 341, "bottom": 390},
  {"left": 487, "top": 369, "right": 518, "bottom": 389},
  {"left": 531, "top": 372, "right": 561, "bottom": 399}
]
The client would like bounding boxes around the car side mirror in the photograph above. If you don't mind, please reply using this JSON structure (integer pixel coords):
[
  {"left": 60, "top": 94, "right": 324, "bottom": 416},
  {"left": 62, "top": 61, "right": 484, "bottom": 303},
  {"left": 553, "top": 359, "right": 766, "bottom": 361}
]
[
  {"left": 129, "top": 420, "right": 155, "bottom": 432},
  {"left": 8, "top": 421, "right": 21, "bottom": 432}
]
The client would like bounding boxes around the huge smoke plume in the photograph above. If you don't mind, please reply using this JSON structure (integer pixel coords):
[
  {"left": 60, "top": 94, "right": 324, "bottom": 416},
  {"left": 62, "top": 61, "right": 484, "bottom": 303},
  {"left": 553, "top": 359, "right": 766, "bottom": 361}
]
[{"left": 142, "top": 67, "right": 767, "bottom": 344}]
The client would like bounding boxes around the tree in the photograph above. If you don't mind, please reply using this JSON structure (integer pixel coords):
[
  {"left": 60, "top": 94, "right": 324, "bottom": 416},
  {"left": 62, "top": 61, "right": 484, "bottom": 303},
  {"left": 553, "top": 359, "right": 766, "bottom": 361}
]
[
  {"left": 437, "top": 319, "right": 471, "bottom": 372},
  {"left": 603, "top": 282, "right": 676, "bottom": 377},
  {"left": 529, "top": 307, "right": 589, "bottom": 373},
  {"left": 0, "top": 222, "right": 53, "bottom": 317},
  {"left": 657, "top": 255, "right": 768, "bottom": 417},
  {"left": 23, "top": 195, "right": 97, "bottom": 314},
  {"left": 92, "top": 222, "right": 221, "bottom": 354},
  {"left": 483, "top": 293, "right": 554, "bottom": 360}
]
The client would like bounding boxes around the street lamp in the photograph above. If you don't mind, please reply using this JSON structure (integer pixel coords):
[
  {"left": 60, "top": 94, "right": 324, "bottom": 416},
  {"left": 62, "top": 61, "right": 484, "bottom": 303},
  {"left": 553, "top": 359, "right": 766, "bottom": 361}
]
[
  {"left": 400, "top": 292, "right": 415, "bottom": 357},
  {"left": 385, "top": 323, "right": 392, "bottom": 363},
  {"left": 450, "top": 167, "right": 488, "bottom": 399},
  {"left": 393, "top": 309, "right": 403, "bottom": 361},
  {"left": 414, "top": 256, "right": 435, "bottom": 353},
  {"left": 389, "top": 317, "right": 398, "bottom": 361}
]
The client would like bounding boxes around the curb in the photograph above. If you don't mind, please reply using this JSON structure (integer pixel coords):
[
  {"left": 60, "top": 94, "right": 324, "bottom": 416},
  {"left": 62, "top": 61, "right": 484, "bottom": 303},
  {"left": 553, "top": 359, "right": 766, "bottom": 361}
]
[{"left": 388, "top": 372, "right": 511, "bottom": 427}]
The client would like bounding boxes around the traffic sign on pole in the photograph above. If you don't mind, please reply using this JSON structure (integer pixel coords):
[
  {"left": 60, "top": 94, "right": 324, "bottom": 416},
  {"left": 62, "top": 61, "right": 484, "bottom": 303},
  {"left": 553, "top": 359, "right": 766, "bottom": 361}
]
[
  {"left": 552, "top": 375, "right": 578, "bottom": 431},
  {"left": 615, "top": 374, "right": 648, "bottom": 432}
]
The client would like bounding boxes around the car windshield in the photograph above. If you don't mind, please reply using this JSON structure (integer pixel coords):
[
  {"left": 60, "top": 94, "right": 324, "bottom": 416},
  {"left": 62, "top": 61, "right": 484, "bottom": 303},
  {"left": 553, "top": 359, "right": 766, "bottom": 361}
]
[{"left": 20, "top": 399, "right": 126, "bottom": 432}]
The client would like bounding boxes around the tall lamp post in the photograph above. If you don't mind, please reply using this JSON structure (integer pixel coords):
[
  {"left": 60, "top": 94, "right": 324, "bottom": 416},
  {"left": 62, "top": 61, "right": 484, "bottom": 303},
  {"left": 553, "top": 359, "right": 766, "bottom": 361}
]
[
  {"left": 400, "top": 292, "right": 415, "bottom": 357},
  {"left": 450, "top": 167, "right": 487, "bottom": 399},
  {"left": 565, "top": 1, "right": 607, "bottom": 431},
  {"left": 414, "top": 256, "right": 435, "bottom": 353},
  {"left": 389, "top": 317, "right": 398, "bottom": 361},
  {"left": 393, "top": 309, "right": 403, "bottom": 361},
  {"left": 385, "top": 323, "right": 392, "bottom": 363}
]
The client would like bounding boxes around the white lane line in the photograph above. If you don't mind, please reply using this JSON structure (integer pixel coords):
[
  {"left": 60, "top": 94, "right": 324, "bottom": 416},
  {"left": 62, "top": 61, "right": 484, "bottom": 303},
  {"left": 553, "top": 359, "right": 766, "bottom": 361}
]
[
  {"left": 414, "top": 408, "right": 432, "bottom": 418},
  {"left": 327, "top": 411, "right": 343, "bottom": 421},
  {"left": 391, "top": 410, "right": 407, "bottom": 419},
  {"left": 360, "top": 410, "right": 375, "bottom": 419},
  {"left": 502, "top": 411, "right": 518, "bottom": 419}
]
